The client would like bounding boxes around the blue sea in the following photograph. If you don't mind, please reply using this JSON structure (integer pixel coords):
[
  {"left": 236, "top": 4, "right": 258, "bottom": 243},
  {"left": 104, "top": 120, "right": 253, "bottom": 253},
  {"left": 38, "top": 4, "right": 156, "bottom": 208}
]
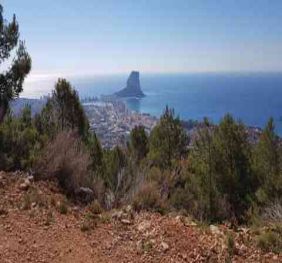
[{"left": 23, "top": 73, "right": 282, "bottom": 135}]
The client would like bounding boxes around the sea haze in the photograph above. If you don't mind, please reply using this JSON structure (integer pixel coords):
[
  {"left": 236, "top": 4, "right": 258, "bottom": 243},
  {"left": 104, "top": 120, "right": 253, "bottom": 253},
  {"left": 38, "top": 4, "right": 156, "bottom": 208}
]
[{"left": 22, "top": 72, "right": 282, "bottom": 135}]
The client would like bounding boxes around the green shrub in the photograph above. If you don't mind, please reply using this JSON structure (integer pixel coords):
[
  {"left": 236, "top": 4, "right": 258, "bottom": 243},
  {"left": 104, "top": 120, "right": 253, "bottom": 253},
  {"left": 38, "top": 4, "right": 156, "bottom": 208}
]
[
  {"left": 0, "top": 107, "right": 42, "bottom": 171},
  {"left": 257, "top": 225, "right": 282, "bottom": 253},
  {"left": 80, "top": 212, "right": 97, "bottom": 232},
  {"left": 89, "top": 200, "right": 103, "bottom": 215},
  {"left": 226, "top": 233, "right": 235, "bottom": 257},
  {"left": 58, "top": 200, "right": 68, "bottom": 215}
]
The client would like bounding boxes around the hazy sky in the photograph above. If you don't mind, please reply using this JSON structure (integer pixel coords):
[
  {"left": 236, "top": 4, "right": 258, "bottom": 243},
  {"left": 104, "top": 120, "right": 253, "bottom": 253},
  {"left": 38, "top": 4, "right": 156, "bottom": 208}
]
[{"left": 3, "top": 0, "right": 282, "bottom": 78}]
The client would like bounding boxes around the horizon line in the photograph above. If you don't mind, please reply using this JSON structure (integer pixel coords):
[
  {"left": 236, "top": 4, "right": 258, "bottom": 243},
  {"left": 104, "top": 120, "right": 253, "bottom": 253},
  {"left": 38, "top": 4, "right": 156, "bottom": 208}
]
[{"left": 26, "top": 70, "right": 282, "bottom": 83}]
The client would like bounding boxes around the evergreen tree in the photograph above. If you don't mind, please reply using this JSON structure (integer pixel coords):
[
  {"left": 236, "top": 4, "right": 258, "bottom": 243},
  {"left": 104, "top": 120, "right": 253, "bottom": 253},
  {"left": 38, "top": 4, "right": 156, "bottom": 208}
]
[
  {"left": 104, "top": 146, "right": 127, "bottom": 191},
  {"left": 87, "top": 132, "right": 104, "bottom": 176},
  {"left": 253, "top": 118, "right": 282, "bottom": 204},
  {"left": 129, "top": 125, "right": 148, "bottom": 162},
  {"left": 0, "top": 4, "right": 31, "bottom": 122},
  {"left": 149, "top": 106, "right": 188, "bottom": 169},
  {"left": 38, "top": 79, "right": 89, "bottom": 138},
  {"left": 191, "top": 118, "right": 218, "bottom": 220},
  {"left": 0, "top": 105, "right": 40, "bottom": 170},
  {"left": 213, "top": 114, "right": 252, "bottom": 220},
  {"left": 53, "top": 79, "right": 89, "bottom": 136},
  {"left": 34, "top": 99, "right": 57, "bottom": 138}
]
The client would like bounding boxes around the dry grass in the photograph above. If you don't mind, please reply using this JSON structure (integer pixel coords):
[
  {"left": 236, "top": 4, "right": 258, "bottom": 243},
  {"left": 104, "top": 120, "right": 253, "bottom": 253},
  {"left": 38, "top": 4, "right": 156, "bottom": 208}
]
[
  {"left": 132, "top": 181, "right": 165, "bottom": 213},
  {"left": 262, "top": 200, "right": 282, "bottom": 222}
]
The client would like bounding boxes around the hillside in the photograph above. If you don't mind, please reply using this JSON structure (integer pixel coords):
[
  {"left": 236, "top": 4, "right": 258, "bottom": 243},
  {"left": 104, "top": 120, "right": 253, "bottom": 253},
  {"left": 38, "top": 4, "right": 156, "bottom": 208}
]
[{"left": 0, "top": 171, "right": 280, "bottom": 263}]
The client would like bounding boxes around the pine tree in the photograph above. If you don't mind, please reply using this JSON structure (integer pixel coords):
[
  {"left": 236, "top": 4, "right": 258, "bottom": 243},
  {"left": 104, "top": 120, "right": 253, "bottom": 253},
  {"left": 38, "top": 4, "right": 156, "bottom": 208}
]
[
  {"left": 130, "top": 125, "right": 148, "bottom": 162},
  {"left": 213, "top": 114, "right": 252, "bottom": 220},
  {"left": 191, "top": 118, "right": 217, "bottom": 220},
  {"left": 104, "top": 146, "right": 127, "bottom": 190},
  {"left": 39, "top": 79, "right": 89, "bottom": 138},
  {"left": 87, "top": 132, "right": 104, "bottom": 176},
  {"left": 0, "top": 4, "right": 31, "bottom": 122},
  {"left": 253, "top": 118, "right": 282, "bottom": 204},
  {"left": 149, "top": 106, "right": 188, "bottom": 169}
]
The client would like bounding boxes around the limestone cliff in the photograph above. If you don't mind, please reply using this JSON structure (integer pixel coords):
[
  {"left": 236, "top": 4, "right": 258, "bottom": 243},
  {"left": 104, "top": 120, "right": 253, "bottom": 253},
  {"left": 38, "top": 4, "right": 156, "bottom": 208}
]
[{"left": 115, "top": 71, "right": 145, "bottom": 98}]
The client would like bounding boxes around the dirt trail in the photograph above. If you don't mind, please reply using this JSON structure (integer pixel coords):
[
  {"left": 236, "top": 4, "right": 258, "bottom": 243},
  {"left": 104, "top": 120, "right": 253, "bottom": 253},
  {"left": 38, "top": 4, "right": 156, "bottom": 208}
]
[{"left": 0, "top": 171, "right": 280, "bottom": 263}]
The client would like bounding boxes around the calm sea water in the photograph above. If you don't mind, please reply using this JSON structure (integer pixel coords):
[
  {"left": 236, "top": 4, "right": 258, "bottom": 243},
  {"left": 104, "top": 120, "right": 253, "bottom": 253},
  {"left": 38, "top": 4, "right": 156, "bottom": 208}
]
[{"left": 23, "top": 73, "right": 282, "bottom": 135}]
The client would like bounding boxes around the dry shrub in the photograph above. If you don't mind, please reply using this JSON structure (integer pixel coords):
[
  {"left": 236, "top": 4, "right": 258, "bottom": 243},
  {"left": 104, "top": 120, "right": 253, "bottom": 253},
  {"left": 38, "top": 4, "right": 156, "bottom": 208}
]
[
  {"left": 132, "top": 181, "right": 165, "bottom": 213},
  {"left": 262, "top": 200, "right": 282, "bottom": 222},
  {"left": 35, "top": 131, "right": 91, "bottom": 196}
]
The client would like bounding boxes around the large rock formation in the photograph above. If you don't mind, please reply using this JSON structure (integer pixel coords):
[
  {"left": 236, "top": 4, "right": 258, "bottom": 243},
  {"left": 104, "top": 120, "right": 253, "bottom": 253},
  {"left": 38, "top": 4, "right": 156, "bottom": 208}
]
[{"left": 115, "top": 71, "right": 145, "bottom": 98}]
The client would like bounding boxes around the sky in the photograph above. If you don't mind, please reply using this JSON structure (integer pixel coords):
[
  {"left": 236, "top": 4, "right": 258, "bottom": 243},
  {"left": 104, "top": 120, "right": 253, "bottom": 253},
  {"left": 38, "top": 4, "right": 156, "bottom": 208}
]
[{"left": 3, "top": 0, "right": 282, "bottom": 79}]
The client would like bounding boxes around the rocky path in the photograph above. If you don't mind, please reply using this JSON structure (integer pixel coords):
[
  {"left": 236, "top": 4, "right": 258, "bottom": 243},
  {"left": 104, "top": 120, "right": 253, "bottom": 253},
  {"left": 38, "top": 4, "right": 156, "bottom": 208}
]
[{"left": 0, "top": 172, "right": 280, "bottom": 263}]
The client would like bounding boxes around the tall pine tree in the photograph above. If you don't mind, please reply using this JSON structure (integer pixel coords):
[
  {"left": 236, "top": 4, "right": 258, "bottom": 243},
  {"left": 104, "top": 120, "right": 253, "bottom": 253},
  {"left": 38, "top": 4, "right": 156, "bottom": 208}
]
[
  {"left": 253, "top": 118, "right": 282, "bottom": 204},
  {"left": 149, "top": 106, "right": 188, "bottom": 169},
  {"left": 0, "top": 4, "right": 31, "bottom": 122}
]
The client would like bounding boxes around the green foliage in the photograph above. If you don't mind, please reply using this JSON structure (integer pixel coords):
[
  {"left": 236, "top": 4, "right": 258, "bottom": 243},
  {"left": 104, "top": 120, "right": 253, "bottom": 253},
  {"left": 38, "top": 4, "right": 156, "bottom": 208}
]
[
  {"left": 253, "top": 118, "right": 282, "bottom": 205},
  {"left": 58, "top": 199, "right": 68, "bottom": 215},
  {"left": 104, "top": 146, "right": 127, "bottom": 191},
  {"left": 226, "top": 233, "right": 235, "bottom": 259},
  {"left": 86, "top": 132, "right": 104, "bottom": 176},
  {"left": 190, "top": 118, "right": 218, "bottom": 220},
  {"left": 0, "top": 4, "right": 31, "bottom": 122},
  {"left": 0, "top": 106, "right": 41, "bottom": 170},
  {"left": 36, "top": 79, "right": 89, "bottom": 138},
  {"left": 89, "top": 200, "right": 103, "bottom": 215},
  {"left": 188, "top": 115, "right": 255, "bottom": 222},
  {"left": 257, "top": 225, "right": 282, "bottom": 253},
  {"left": 148, "top": 106, "right": 188, "bottom": 169},
  {"left": 34, "top": 99, "right": 57, "bottom": 138},
  {"left": 212, "top": 114, "right": 253, "bottom": 221},
  {"left": 169, "top": 167, "right": 210, "bottom": 220},
  {"left": 129, "top": 125, "right": 149, "bottom": 162}
]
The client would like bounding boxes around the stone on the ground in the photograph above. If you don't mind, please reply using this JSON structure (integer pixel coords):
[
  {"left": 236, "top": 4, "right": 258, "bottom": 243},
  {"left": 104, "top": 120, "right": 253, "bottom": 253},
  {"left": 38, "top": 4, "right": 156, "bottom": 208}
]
[
  {"left": 121, "top": 219, "right": 131, "bottom": 225},
  {"left": 75, "top": 187, "right": 94, "bottom": 203},
  {"left": 19, "top": 178, "right": 31, "bottom": 191},
  {"left": 161, "top": 241, "right": 169, "bottom": 252},
  {"left": 210, "top": 225, "right": 221, "bottom": 235},
  {"left": 137, "top": 221, "right": 151, "bottom": 232}
]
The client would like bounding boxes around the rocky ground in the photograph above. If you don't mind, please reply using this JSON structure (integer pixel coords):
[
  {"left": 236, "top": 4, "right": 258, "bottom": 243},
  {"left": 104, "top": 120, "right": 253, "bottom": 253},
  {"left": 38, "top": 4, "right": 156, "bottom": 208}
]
[{"left": 0, "top": 171, "right": 281, "bottom": 263}]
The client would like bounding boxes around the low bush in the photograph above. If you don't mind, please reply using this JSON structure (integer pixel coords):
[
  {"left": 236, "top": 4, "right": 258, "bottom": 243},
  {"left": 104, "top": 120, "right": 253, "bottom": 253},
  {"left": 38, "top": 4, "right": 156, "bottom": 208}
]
[
  {"left": 20, "top": 187, "right": 48, "bottom": 210},
  {"left": 35, "top": 131, "right": 91, "bottom": 196},
  {"left": 226, "top": 233, "right": 235, "bottom": 259},
  {"left": 132, "top": 181, "right": 165, "bottom": 213},
  {"left": 262, "top": 200, "right": 282, "bottom": 222},
  {"left": 89, "top": 200, "right": 103, "bottom": 215},
  {"left": 257, "top": 225, "right": 282, "bottom": 253},
  {"left": 58, "top": 199, "right": 68, "bottom": 214}
]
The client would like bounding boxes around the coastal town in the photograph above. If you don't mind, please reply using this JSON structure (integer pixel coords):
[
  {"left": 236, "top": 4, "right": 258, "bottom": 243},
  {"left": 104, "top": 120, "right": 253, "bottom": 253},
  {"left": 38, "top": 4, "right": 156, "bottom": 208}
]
[{"left": 83, "top": 98, "right": 158, "bottom": 148}]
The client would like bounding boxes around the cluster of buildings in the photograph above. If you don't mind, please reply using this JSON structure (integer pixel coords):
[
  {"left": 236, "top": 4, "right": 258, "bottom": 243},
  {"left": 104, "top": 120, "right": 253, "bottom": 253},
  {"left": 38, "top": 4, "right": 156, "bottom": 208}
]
[
  {"left": 83, "top": 98, "right": 266, "bottom": 149},
  {"left": 83, "top": 99, "right": 158, "bottom": 148}
]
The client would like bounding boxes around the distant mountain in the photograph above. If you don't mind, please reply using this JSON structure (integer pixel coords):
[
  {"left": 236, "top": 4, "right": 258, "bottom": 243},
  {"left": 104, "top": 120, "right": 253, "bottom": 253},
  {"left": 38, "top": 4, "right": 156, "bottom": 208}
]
[{"left": 115, "top": 71, "right": 145, "bottom": 98}]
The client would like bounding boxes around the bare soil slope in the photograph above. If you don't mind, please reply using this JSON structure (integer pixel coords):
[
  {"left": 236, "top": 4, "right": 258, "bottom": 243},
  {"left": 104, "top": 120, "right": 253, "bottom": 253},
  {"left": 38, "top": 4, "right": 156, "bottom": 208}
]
[{"left": 0, "top": 171, "right": 280, "bottom": 263}]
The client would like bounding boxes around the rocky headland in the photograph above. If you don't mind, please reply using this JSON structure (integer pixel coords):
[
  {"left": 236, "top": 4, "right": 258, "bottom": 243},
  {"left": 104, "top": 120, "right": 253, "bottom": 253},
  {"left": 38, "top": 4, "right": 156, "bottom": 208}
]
[{"left": 114, "top": 71, "right": 145, "bottom": 98}]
